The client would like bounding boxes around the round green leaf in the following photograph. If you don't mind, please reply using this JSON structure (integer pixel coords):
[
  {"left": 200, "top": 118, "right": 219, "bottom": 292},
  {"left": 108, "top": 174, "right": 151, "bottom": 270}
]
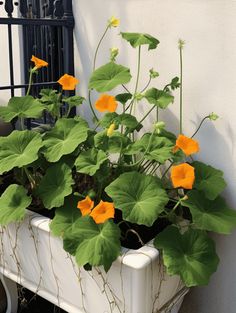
[
  {"left": 0, "top": 96, "right": 45, "bottom": 122},
  {"left": 154, "top": 226, "right": 219, "bottom": 287},
  {"left": 63, "top": 216, "right": 121, "bottom": 272},
  {"left": 183, "top": 190, "right": 236, "bottom": 234},
  {"left": 144, "top": 88, "right": 174, "bottom": 109},
  {"left": 0, "top": 130, "right": 43, "bottom": 174},
  {"left": 89, "top": 62, "right": 132, "bottom": 92},
  {"left": 42, "top": 118, "right": 89, "bottom": 162},
  {"left": 35, "top": 162, "right": 73, "bottom": 209},
  {"left": 0, "top": 184, "right": 32, "bottom": 225},
  {"left": 94, "top": 131, "right": 131, "bottom": 153},
  {"left": 105, "top": 172, "right": 168, "bottom": 226},
  {"left": 121, "top": 32, "right": 160, "bottom": 50},
  {"left": 192, "top": 161, "right": 227, "bottom": 200},
  {"left": 75, "top": 148, "right": 107, "bottom": 176},
  {"left": 50, "top": 195, "right": 81, "bottom": 237},
  {"left": 125, "top": 133, "right": 174, "bottom": 164}
]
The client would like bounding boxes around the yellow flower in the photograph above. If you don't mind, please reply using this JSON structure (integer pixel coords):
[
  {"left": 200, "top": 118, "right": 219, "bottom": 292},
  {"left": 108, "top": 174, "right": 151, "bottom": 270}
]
[
  {"left": 108, "top": 16, "right": 120, "bottom": 27},
  {"left": 107, "top": 123, "right": 116, "bottom": 137},
  {"left": 95, "top": 94, "right": 118, "bottom": 113},
  {"left": 77, "top": 196, "right": 94, "bottom": 216},
  {"left": 90, "top": 201, "right": 115, "bottom": 224},
  {"left": 57, "top": 74, "right": 79, "bottom": 90},
  {"left": 31, "top": 55, "right": 48, "bottom": 69},
  {"left": 171, "top": 163, "right": 195, "bottom": 189}
]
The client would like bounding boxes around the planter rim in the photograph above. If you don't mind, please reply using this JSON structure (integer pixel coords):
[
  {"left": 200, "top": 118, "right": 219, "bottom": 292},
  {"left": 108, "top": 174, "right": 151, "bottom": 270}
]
[{"left": 25, "top": 209, "right": 160, "bottom": 269}]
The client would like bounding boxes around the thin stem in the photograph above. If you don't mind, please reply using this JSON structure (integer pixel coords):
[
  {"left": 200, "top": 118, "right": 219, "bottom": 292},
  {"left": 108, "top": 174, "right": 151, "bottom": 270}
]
[
  {"left": 191, "top": 116, "right": 209, "bottom": 138},
  {"left": 26, "top": 69, "right": 34, "bottom": 96},
  {"left": 161, "top": 161, "right": 174, "bottom": 180},
  {"left": 93, "top": 25, "right": 109, "bottom": 71},
  {"left": 130, "top": 46, "right": 141, "bottom": 114},
  {"left": 138, "top": 104, "right": 156, "bottom": 125},
  {"left": 122, "top": 84, "right": 131, "bottom": 93},
  {"left": 20, "top": 117, "right": 24, "bottom": 130},
  {"left": 140, "top": 76, "right": 151, "bottom": 93},
  {"left": 156, "top": 107, "right": 159, "bottom": 122},
  {"left": 88, "top": 90, "right": 99, "bottom": 122},
  {"left": 179, "top": 43, "right": 183, "bottom": 134}
]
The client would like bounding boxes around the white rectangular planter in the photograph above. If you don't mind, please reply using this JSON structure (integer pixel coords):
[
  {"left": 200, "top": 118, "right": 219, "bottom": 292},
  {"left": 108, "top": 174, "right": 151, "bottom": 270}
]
[{"left": 0, "top": 211, "right": 188, "bottom": 313}]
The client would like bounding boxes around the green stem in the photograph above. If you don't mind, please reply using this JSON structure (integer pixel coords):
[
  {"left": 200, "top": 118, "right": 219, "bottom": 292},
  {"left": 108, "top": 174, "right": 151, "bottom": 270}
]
[
  {"left": 26, "top": 69, "right": 34, "bottom": 96},
  {"left": 141, "top": 76, "right": 151, "bottom": 93},
  {"left": 156, "top": 107, "right": 159, "bottom": 122},
  {"left": 93, "top": 25, "right": 109, "bottom": 71},
  {"left": 179, "top": 45, "right": 183, "bottom": 134},
  {"left": 20, "top": 117, "right": 24, "bottom": 130},
  {"left": 122, "top": 84, "right": 131, "bottom": 93},
  {"left": 138, "top": 104, "right": 156, "bottom": 125},
  {"left": 191, "top": 116, "right": 209, "bottom": 138},
  {"left": 88, "top": 90, "right": 99, "bottom": 122},
  {"left": 24, "top": 167, "right": 36, "bottom": 188},
  {"left": 130, "top": 46, "right": 141, "bottom": 114}
]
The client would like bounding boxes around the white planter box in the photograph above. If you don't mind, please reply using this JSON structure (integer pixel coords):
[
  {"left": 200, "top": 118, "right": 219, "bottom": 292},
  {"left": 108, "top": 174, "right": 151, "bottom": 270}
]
[{"left": 0, "top": 211, "right": 188, "bottom": 313}]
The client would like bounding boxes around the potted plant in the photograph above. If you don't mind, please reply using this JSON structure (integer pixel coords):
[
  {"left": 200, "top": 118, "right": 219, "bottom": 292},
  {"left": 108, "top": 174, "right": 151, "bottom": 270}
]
[{"left": 0, "top": 17, "right": 235, "bottom": 313}]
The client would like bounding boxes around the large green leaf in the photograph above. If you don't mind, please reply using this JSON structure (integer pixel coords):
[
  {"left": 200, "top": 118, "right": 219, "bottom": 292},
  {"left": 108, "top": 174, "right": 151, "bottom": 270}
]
[
  {"left": 50, "top": 195, "right": 81, "bottom": 237},
  {"left": 0, "top": 184, "right": 32, "bottom": 225},
  {"left": 94, "top": 131, "right": 131, "bottom": 153},
  {"left": 144, "top": 88, "right": 174, "bottom": 109},
  {"left": 99, "top": 112, "right": 141, "bottom": 132},
  {"left": 121, "top": 32, "right": 159, "bottom": 50},
  {"left": 75, "top": 148, "right": 108, "bottom": 176},
  {"left": 183, "top": 190, "right": 236, "bottom": 234},
  {"left": 125, "top": 133, "right": 174, "bottom": 164},
  {"left": 89, "top": 62, "right": 132, "bottom": 92},
  {"left": 192, "top": 161, "right": 226, "bottom": 200},
  {"left": 154, "top": 226, "right": 219, "bottom": 287},
  {"left": 105, "top": 172, "right": 168, "bottom": 226},
  {"left": 0, "top": 96, "right": 45, "bottom": 122},
  {"left": 0, "top": 130, "right": 43, "bottom": 174},
  {"left": 35, "top": 163, "right": 73, "bottom": 209},
  {"left": 63, "top": 216, "right": 121, "bottom": 272},
  {"left": 42, "top": 118, "right": 89, "bottom": 162}
]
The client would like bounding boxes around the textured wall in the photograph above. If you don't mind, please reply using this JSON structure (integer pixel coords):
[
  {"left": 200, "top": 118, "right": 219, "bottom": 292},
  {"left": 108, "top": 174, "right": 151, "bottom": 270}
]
[{"left": 73, "top": 1, "right": 236, "bottom": 312}]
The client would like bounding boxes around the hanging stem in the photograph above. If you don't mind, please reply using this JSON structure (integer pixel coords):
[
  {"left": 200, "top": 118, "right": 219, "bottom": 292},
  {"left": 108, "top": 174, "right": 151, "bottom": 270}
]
[
  {"left": 88, "top": 90, "right": 99, "bottom": 122},
  {"left": 178, "top": 39, "right": 185, "bottom": 134},
  {"left": 93, "top": 25, "right": 109, "bottom": 71},
  {"left": 191, "top": 116, "right": 209, "bottom": 138}
]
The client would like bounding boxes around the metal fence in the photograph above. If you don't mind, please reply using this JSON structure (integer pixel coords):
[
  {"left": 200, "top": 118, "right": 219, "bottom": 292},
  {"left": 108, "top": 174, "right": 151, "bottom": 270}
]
[{"left": 0, "top": 0, "right": 75, "bottom": 125}]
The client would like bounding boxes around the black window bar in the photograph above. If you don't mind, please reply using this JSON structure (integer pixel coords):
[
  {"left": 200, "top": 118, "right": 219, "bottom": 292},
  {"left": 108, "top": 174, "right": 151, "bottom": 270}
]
[{"left": 0, "top": 0, "right": 75, "bottom": 127}]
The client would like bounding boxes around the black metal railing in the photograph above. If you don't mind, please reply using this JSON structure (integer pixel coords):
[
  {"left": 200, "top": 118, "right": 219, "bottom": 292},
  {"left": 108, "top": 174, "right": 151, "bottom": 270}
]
[{"left": 0, "top": 0, "right": 75, "bottom": 124}]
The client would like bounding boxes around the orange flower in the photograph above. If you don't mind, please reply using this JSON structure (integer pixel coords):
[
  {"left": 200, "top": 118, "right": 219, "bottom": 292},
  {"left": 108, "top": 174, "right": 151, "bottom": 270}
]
[
  {"left": 95, "top": 94, "right": 118, "bottom": 113},
  {"left": 57, "top": 74, "right": 79, "bottom": 90},
  {"left": 31, "top": 55, "right": 48, "bottom": 69},
  {"left": 77, "top": 196, "right": 94, "bottom": 216},
  {"left": 174, "top": 134, "right": 199, "bottom": 156},
  {"left": 171, "top": 163, "right": 195, "bottom": 189},
  {"left": 90, "top": 201, "right": 115, "bottom": 224}
]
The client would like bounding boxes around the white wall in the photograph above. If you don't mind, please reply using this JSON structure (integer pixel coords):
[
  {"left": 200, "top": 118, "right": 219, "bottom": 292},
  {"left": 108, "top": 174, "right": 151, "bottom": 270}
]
[{"left": 73, "top": 1, "right": 236, "bottom": 312}]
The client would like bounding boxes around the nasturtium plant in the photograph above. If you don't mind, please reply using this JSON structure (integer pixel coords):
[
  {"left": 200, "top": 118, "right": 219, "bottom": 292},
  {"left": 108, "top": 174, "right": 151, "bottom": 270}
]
[
  {"left": 35, "top": 162, "right": 73, "bottom": 209},
  {"left": 0, "top": 184, "right": 32, "bottom": 225},
  {"left": 89, "top": 62, "right": 132, "bottom": 92},
  {"left": 154, "top": 226, "right": 219, "bottom": 287},
  {"left": 0, "top": 96, "right": 45, "bottom": 122},
  {"left": 0, "top": 130, "right": 43, "bottom": 174},
  {"left": 0, "top": 16, "right": 234, "bottom": 290},
  {"left": 42, "top": 118, "right": 89, "bottom": 162}
]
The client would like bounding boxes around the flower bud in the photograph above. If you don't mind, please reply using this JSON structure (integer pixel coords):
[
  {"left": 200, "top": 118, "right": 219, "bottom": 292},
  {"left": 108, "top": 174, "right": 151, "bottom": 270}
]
[
  {"left": 149, "top": 68, "right": 159, "bottom": 79},
  {"left": 209, "top": 112, "right": 219, "bottom": 121},
  {"left": 154, "top": 121, "right": 166, "bottom": 133},
  {"left": 107, "top": 123, "right": 116, "bottom": 137},
  {"left": 110, "top": 47, "right": 119, "bottom": 62},
  {"left": 108, "top": 16, "right": 120, "bottom": 27}
]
